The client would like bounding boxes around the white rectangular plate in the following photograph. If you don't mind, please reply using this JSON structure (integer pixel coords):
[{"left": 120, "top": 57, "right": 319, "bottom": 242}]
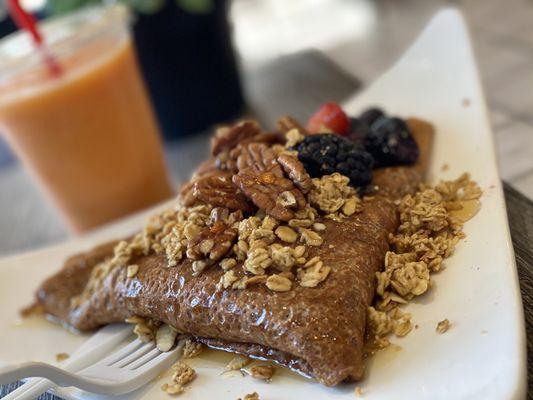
[{"left": 0, "top": 8, "right": 526, "bottom": 400}]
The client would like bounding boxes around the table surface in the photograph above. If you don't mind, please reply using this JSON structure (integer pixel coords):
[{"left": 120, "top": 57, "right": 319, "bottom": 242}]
[{"left": 1, "top": 51, "right": 531, "bottom": 399}]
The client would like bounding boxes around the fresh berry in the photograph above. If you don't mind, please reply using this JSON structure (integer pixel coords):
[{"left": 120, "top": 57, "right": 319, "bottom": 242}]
[
  {"left": 348, "top": 117, "right": 370, "bottom": 142},
  {"left": 306, "top": 102, "right": 350, "bottom": 135},
  {"left": 359, "top": 107, "right": 385, "bottom": 127},
  {"left": 292, "top": 134, "right": 374, "bottom": 188},
  {"left": 363, "top": 117, "right": 419, "bottom": 167}
]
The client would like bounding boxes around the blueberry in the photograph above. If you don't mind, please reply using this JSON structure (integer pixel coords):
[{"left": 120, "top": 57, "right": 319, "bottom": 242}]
[{"left": 360, "top": 107, "right": 385, "bottom": 127}]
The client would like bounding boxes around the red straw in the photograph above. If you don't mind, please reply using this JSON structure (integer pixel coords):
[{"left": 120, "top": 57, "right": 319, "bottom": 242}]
[{"left": 7, "top": 0, "right": 62, "bottom": 76}]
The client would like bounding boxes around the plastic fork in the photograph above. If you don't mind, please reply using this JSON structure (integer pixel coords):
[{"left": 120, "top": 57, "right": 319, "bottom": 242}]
[
  {"left": 1, "top": 323, "right": 133, "bottom": 400},
  {"left": 0, "top": 337, "right": 183, "bottom": 396}
]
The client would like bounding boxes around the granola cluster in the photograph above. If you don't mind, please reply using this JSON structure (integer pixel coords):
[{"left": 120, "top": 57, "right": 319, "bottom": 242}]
[
  {"left": 161, "top": 361, "right": 196, "bottom": 395},
  {"left": 367, "top": 173, "right": 481, "bottom": 348}
]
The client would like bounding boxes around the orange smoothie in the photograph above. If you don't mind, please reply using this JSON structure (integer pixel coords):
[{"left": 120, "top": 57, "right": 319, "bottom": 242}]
[{"left": 0, "top": 6, "right": 173, "bottom": 232}]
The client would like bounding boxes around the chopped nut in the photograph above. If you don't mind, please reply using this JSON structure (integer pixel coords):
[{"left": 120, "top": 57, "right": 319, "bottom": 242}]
[
  {"left": 436, "top": 319, "right": 451, "bottom": 333},
  {"left": 126, "top": 264, "right": 139, "bottom": 278},
  {"left": 299, "top": 228, "right": 323, "bottom": 246},
  {"left": 277, "top": 190, "right": 297, "bottom": 207},
  {"left": 275, "top": 226, "right": 298, "bottom": 243},
  {"left": 266, "top": 274, "right": 292, "bottom": 292},
  {"left": 247, "top": 364, "right": 276, "bottom": 381},
  {"left": 156, "top": 324, "right": 178, "bottom": 352}
]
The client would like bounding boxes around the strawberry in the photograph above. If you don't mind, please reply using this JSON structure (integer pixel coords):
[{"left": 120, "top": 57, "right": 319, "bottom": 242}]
[{"left": 306, "top": 102, "right": 350, "bottom": 135}]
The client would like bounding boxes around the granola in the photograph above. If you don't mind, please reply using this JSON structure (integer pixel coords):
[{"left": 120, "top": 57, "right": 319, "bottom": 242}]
[
  {"left": 182, "top": 338, "right": 204, "bottom": 358},
  {"left": 308, "top": 173, "right": 362, "bottom": 216},
  {"left": 368, "top": 174, "right": 481, "bottom": 348},
  {"left": 161, "top": 361, "right": 196, "bottom": 395}
]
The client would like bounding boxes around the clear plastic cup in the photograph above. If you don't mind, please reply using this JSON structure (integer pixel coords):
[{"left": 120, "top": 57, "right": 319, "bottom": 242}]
[{"left": 0, "top": 5, "right": 173, "bottom": 232}]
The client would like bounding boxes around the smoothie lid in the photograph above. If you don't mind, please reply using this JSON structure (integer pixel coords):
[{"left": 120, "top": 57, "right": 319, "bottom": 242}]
[{"left": 0, "top": 4, "right": 130, "bottom": 87}]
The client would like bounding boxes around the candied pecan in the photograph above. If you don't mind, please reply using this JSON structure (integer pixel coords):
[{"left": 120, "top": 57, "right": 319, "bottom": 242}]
[
  {"left": 232, "top": 143, "right": 305, "bottom": 221},
  {"left": 277, "top": 153, "right": 312, "bottom": 193},
  {"left": 215, "top": 151, "right": 238, "bottom": 173},
  {"left": 215, "top": 133, "right": 284, "bottom": 173},
  {"left": 211, "top": 120, "right": 261, "bottom": 156},
  {"left": 192, "top": 158, "right": 218, "bottom": 178},
  {"left": 276, "top": 115, "right": 308, "bottom": 135},
  {"left": 179, "top": 171, "right": 254, "bottom": 213},
  {"left": 187, "top": 221, "right": 238, "bottom": 261}
]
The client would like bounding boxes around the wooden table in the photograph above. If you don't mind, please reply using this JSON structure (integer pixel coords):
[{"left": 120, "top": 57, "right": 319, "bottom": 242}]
[{"left": 1, "top": 51, "right": 531, "bottom": 399}]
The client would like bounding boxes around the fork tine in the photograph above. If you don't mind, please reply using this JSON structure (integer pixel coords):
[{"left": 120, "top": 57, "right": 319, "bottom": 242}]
[
  {"left": 114, "top": 342, "right": 155, "bottom": 368},
  {"left": 134, "top": 341, "right": 184, "bottom": 372},
  {"left": 126, "top": 348, "right": 161, "bottom": 370},
  {"left": 100, "top": 339, "right": 144, "bottom": 366}
]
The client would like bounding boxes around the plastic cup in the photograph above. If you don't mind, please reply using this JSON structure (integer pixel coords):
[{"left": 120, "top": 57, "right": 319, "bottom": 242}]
[{"left": 0, "top": 5, "right": 174, "bottom": 232}]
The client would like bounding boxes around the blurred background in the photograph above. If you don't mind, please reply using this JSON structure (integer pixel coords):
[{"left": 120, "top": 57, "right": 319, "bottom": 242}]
[{"left": 0, "top": 0, "right": 532, "bottom": 254}]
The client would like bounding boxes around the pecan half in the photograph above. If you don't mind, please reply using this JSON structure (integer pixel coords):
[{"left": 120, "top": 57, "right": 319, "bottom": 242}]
[
  {"left": 215, "top": 133, "right": 284, "bottom": 173},
  {"left": 192, "top": 158, "right": 218, "bottom": 178},
  {"left": 276, "top": 115, "right": 308, "bottom": 135},
  {"left": 232, "top": 143, "right": 305, "bottom": 221},
  {"left": 277, "top": 153, "right": 312, "bottom": 193},
  {"left": 179, "top": 171, "right": 254, "bottom": 213},
  {"left": 187, "top": 221, "right": 238, "bottom": 261},
  {"left": 211, "top": 120, "right": 261, "bottom": 156}
]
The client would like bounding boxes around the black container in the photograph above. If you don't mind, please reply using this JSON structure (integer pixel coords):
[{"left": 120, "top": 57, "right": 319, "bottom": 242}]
[{"left": 132, "top": 0, "right": 244, "bottom": 140}]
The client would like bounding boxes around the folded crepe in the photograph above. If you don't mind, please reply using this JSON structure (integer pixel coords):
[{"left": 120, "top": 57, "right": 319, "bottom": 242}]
[{"left": 33, "top": 118, "right": 433, "bottom": 386}]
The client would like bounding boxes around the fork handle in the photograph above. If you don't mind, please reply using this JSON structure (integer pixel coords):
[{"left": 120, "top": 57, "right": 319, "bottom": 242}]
[{"left": 2, "top": 379, "right": 55, "bottom": 400}]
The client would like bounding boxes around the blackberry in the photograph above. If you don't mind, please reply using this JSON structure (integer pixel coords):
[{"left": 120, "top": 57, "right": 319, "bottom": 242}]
[
  {"left": 292, "top": 134, "right": 374, "bottom": 188},
  {"left": 364, "top": 117, "right": 419, "bottom": 167}
]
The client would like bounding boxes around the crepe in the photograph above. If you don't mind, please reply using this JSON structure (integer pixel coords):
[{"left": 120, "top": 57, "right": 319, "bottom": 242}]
[{"left": 33, "top": 118, "right": 433, "bottom": 387}]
